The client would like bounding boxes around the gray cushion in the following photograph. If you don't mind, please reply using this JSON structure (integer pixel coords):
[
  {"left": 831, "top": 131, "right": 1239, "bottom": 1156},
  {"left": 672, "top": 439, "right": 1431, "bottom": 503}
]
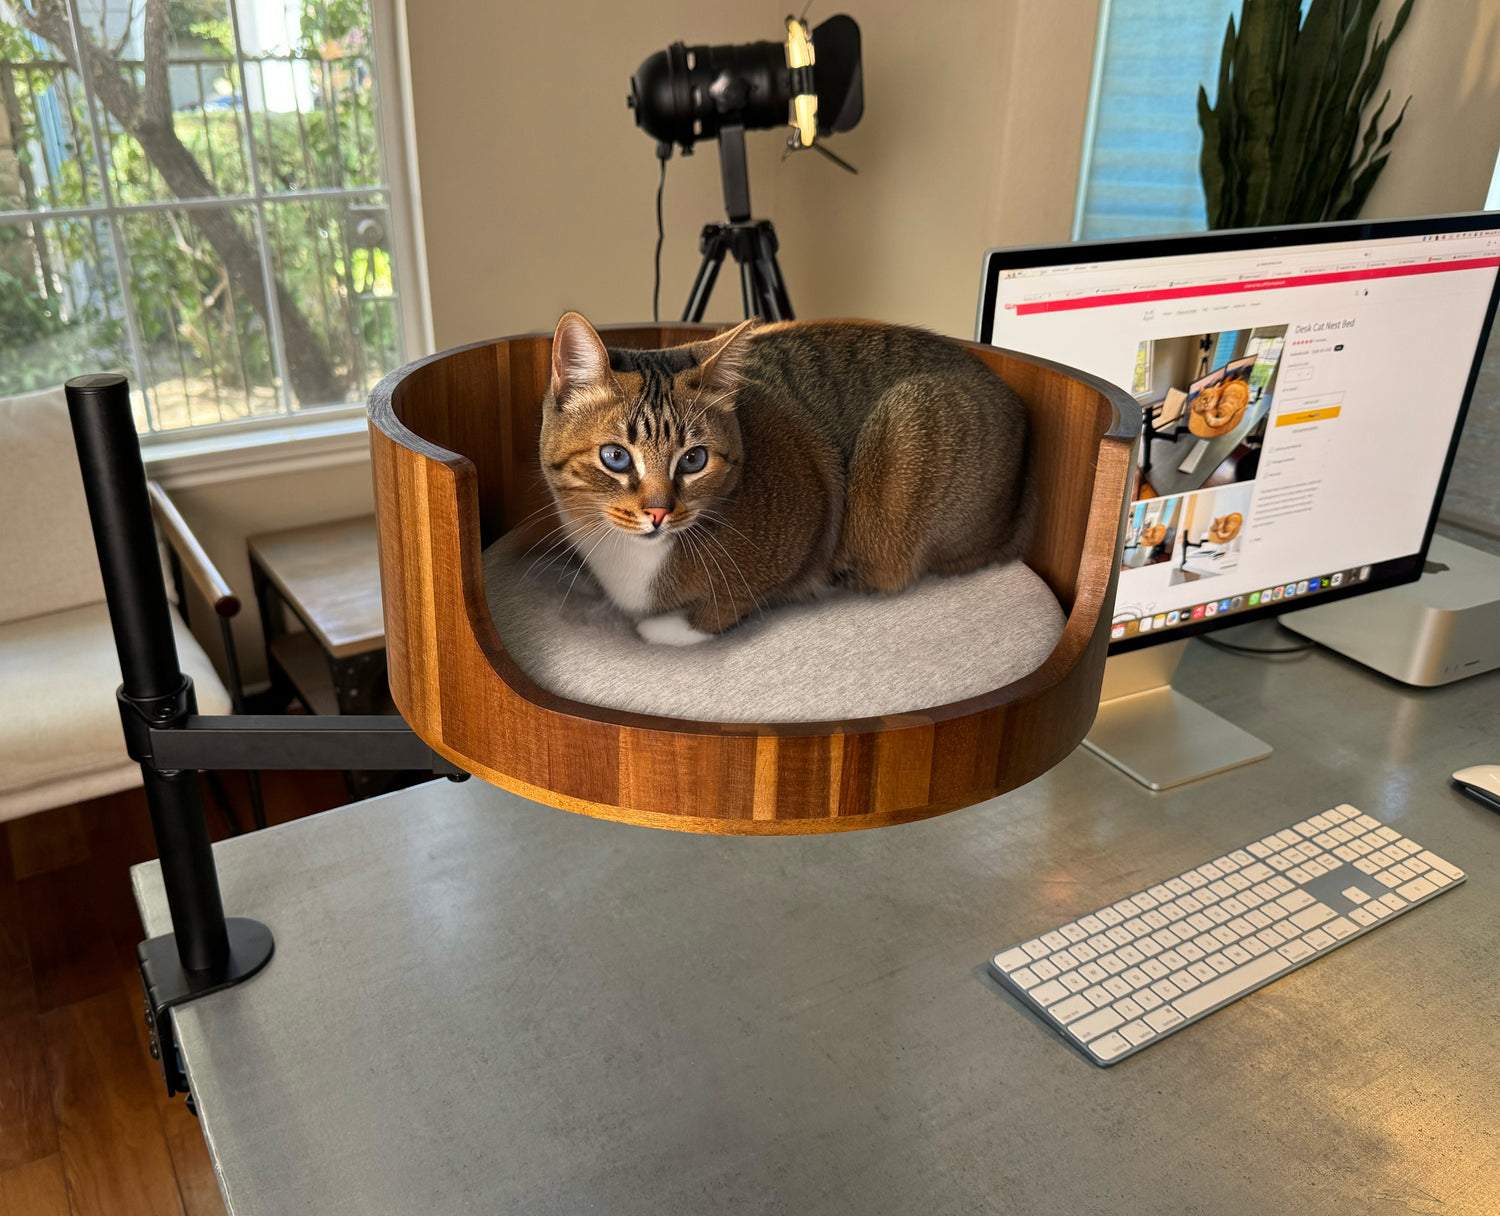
[{"left": 482, "top": 533, "right": 1065, "bottom": 723}]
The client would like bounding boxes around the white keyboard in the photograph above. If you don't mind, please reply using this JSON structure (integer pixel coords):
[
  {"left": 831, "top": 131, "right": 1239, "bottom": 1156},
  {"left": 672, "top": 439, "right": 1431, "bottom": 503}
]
[{"left": 989, "top": 805, "right": 1464, "bottom": 1066}]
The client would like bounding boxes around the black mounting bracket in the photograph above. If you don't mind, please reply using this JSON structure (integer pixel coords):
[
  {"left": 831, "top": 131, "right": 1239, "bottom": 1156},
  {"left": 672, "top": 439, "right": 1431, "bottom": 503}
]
[{"left": 67, "top": 372, "right": 470, "bottom": 1099}]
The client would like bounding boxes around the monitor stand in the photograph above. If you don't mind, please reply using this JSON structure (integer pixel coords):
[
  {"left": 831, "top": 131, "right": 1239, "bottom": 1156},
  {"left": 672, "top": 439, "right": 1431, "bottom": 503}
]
[{"left": 1083, "top": 639, "right": 1271, "bottom": 790}]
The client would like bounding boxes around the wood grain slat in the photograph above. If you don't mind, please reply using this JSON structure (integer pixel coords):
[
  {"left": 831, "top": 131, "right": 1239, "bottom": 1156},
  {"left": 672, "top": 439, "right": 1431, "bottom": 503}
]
[
  {"left": 366, "top": 326, "right": 1140, "bottom": 834},
  {"left": 19, "top": 866, "right": 120, "bottom": 1014},
  {"left": 0, "top": 1154, "right": 69, "bottom": 1216},
  {"left": 42, "top": 989, "right": 186, "bottom": 1216},
  {"left": 0, "top": 1012, "right": 58, "bottom": 1172},
  {"left": 8, "top": 808, "right": 90, "bottom": 881}
]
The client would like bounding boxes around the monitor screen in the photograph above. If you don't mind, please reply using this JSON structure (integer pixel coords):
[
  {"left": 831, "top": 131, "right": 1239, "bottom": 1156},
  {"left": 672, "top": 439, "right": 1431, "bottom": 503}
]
[{"left": 977, "top": 216, "right": 1500, "bottom": 652}]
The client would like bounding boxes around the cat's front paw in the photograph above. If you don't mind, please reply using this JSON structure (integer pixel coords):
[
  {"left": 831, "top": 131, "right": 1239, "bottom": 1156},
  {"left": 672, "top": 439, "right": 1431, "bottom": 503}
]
[{"left": 636, "top": 613, "right": 713, "bottom": 646}]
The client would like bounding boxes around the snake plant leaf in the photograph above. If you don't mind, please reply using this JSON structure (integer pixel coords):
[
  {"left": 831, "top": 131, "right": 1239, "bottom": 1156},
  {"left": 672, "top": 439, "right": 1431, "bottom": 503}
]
[{"left": 1200, "top": 0, "right": 1415, "bottom": 228}]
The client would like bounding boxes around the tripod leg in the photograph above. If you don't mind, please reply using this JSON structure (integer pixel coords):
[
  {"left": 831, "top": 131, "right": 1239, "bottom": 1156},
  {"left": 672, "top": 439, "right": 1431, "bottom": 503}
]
[
  {"left": 753, "top": 223, "right": 794, "bottom": 321},
  {"left": 682, "top": 227, "right": 729, "bottom": 323}
]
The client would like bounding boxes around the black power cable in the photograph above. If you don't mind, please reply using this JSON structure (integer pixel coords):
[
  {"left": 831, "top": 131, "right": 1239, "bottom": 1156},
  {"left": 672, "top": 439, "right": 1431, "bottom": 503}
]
[{"left": 652, "top": 143, "right": 670, "bottom": 322}]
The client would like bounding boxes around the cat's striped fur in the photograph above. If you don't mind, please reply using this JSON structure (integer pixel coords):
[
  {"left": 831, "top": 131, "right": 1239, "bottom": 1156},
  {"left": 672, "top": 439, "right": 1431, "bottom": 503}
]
[{"left": 538, "top": 312, "right": 1031, "bottom": 643}]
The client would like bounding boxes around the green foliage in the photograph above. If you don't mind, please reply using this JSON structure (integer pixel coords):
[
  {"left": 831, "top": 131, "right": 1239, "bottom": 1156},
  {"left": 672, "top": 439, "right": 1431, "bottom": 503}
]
[
  {"left": 1198, "top": 0, "right": 1415, "bottom": 228},
  {"left": 0, "top": 6, "right": 398, "bottom": 424}
]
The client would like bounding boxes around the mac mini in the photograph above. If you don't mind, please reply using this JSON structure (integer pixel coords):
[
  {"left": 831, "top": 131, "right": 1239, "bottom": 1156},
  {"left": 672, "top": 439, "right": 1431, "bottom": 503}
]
[{"left": 1282, "top": 535, "right": 1500, "bottom": 686}]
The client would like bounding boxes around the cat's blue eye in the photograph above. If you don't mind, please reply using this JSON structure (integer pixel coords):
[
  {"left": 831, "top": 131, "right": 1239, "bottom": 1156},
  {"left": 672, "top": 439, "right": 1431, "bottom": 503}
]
[
  {"left": 677, "top": 446, "right": 708, "bottom": 475},
  {"left": 599, "top": 444, "right": 633, "bottom": 473}
]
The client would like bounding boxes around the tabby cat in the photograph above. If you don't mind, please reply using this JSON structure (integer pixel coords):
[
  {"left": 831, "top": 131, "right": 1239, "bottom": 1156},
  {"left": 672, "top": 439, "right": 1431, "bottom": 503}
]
[{"left": 537, "top": 312, "right": 1030, "bottom": 645}]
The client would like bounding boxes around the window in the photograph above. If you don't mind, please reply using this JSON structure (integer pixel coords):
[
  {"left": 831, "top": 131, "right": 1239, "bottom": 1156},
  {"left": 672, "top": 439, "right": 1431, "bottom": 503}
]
[
  {"left": 1073, "top": 0, "right": 1240, "bottom": 240},
  {"left": 0, "top": 0, "right": 420, "bottom": 437}
]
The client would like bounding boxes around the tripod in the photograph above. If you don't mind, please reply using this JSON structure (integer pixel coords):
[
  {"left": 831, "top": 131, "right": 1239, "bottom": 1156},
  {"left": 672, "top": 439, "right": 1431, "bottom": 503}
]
[{"left": 681, "top": 125, "right": 794, "bottom": 322}]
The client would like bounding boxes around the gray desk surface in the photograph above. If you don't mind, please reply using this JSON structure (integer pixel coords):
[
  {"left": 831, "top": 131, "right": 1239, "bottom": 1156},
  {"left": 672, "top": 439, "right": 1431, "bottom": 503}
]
[{"left": 135, "top": 640, "right": 1500, "bottom": 1216}]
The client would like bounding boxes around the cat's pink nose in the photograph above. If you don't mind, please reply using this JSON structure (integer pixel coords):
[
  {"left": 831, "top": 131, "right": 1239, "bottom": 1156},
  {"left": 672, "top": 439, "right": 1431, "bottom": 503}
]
[{"left": 645, "top": 507, "right": 670, "bottom": 528}]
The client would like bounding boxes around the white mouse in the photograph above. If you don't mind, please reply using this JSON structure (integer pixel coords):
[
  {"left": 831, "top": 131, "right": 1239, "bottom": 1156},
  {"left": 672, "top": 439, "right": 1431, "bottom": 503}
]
[{"left": 1452, "top": 764, "right": 1500, "bottom": 813}]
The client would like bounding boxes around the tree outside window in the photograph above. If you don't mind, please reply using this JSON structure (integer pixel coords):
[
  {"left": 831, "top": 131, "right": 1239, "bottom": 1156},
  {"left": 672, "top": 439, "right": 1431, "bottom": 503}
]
[{"left": 0, "top": 0, "right": 408, "bottom": 434}]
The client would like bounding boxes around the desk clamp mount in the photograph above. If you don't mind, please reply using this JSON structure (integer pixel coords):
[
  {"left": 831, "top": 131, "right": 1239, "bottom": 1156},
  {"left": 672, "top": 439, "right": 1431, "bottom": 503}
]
[{"left": 67, "top": 374, "right": 465, "bottom": 1101}]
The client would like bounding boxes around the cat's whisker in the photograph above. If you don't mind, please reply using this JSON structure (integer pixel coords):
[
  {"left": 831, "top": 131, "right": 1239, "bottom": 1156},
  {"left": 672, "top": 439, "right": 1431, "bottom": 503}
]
[
  {"left": 688, "top": 530, "right": 736, "bottom": 624},
  {"left": 698, "top": 527, "right": 766, "bottom": 616},
  {"left": 559, "top": 522, "right": 615, "bottom": 610},
  {"left": 693, "top": 508, "right": 766, "bottom": 554},
  {"left": 682, "top": 532, "right": 720, "bottom": 631}
]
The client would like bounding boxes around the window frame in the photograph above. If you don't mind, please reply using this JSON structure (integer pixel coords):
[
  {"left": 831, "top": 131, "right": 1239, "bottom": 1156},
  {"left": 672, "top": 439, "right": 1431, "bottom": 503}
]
[{"left": 0, "top": 0, "right": 431, "bottom": 466}]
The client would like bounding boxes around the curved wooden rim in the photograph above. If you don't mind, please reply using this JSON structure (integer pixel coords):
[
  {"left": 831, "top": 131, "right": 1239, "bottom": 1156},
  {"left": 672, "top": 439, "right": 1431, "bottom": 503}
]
[{"left": 368, "top": 326, "right": 1139, "bottom": 741}]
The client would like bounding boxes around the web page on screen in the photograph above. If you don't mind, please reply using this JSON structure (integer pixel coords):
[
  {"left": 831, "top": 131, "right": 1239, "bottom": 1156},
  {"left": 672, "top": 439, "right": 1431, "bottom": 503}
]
[{"left": 986, "top": 229, "right": 1500, "bottom": 640}]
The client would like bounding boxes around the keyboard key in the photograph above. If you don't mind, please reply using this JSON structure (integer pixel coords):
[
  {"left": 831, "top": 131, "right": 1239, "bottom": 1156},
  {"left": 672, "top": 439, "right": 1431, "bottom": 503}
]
[
  {"left": 1206, "top": 953, "right": 1235, "bottom": 974},
  {"left": 1061, "top": 923, "right": 1088, "bottom": 942},
  {"left": 1247, "top": 841, "right": 1273, "bottom": 858},
  {"left": 1404, "top": 856, "right": 1428, "bottom": 874},
  {"left": 1083, "top": 985, "right": 1112, "bottom": 1008},
  {"left": 1022, "top": 939, "right": 1050, "bottom": 960},
  {"left": 1120, "top": 968, "right": 1149, "bottom": 989},
  {"left": 1302, "top": 929, "right": 1334, "bottom": 950},
  {"left": 1289, "top": 903, "right": 1335, "bottom": 932},
  {"left": 1048, "top": 994, "right": 1094, "bottom": 1024},
  {"left": 1061, "top": 970, "right": 1090, "bottom": 993},
  {"left": 1177, "top": 943, "right": 1205, "bottom": 962},
  {"left": 1388, "top": 863, "right": 1415, "bottom": 883},
  {"left": 1278, "top": 938, "right": 1315, "bottom": 963},
  {"left": 1374, "top": 826, "right": 1400, "bottom": 842},
  {"left": 1041, "top": 931, "right": 1068, "bottom": 951},
  {"left": 1222, "top": 944, "right": 1252, "bottom": 966},
  {"left": 1355, "top": 858, "right": 1382, "bottom": 875},
  {"left": 1032, "top": 959, "right": 1060, "bottom": 979},
  {"left": 1114, "top": 898, "right": 1142, "bottom": 917},
  {"left": 1100, "top": 954, "right": 1126, "bottom": 975},
  {"left": 1134, "top": 988, "right": 1162, "bottom": 1010},
  {"left": 1078, "top": 915, "right": 1105, "bottom": 934},
  {"left": 1375, "top": 871, "right": 1402, "bottom": 888},
  {"left": 1324, "top": 917, "right": 1357, "bottom": 940},
  {"left": 1243, "top": 937, "right": 1269, "bottom": 956},
  {"left": 1097, "top": 907, "right": 1123, "bottom": 927},
  {"left": 1341, "top": 887, "right": 1370, "bottom": 904},
  {"left": 1397, "top": 876, "right": 1437, "bottom": 901},
  {"left": 1071, "top": 942, "right": 1097, "bottom": 962},
  {"left": 1349, "top": 907, "right": 1377, "bottom": 927},
  {"left": 1103, "top": 977, "right": 1132, "bottom": 999},
  {"left": 1107, "top": 926, "right": 1133, "bottom": 945},
  {"left": 1151, "top": 979, "right": 1181, "bottom": 1001},
  {"left": 1113, "top": 997, "right": 1143, "bottom": 1020},
  {"left": 1419, "top": 852, "right": 1464, "bottom": 880},
  {"left": 1173, "top": 953, "right": 1285, "bottom": 1018},
  {"left": 1142, "top": 958, "right": 1170, "bottom": 980},
  {"left": 1169, "top": 969, "right": 1199, "bottom": 991},
  {"left": 1287, "top": 866, "right": 1312, "bottom": 884},
  {"left": 1116, "top": 945, "right": 1145, "bottom": 965},
  {"left": 1165, "top": 877, "right": 1191, "bottom": 896},
  {"left": 1428, "top": 871, "right": 1453, "bottom": 888},
  {"left": 1276, "top": 891, "right": 1314, "bottom": 914},
  {"left": 1070, "top": 1007, "right": 1124, "bottom": 1042},
  {"left": 994, "top": 948, "right": 1031, "bottom": 971},
  {"left": 1090, "top": 1031, "right": 1131, "bottom": 1060},
  {"left": 1078, "top": 962, "right": 1107, "bottom": 983},
  {"left": 1031, "top": 980, "right": 1068, "bottom": 1005},
  {"left": 1012, "top": 967, "right": 1039, "bottom": 988},
  {"left": 1333, "top": 845, "right": 1359, "bottom": 862},
  {"left": 1120, "top": 1020, "right": 1155, "bottom": 1046},
  {"left": 1144, "top": 1006, "right": 1185, "bottom": 1033},
  {"left": 1369, "top": 901, "right": 1392, "bottom": 918}
]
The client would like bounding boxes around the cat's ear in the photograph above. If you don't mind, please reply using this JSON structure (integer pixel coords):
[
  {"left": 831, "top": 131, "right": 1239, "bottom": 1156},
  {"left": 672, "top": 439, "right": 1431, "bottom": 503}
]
[
  {"left": 550, "top": 312, "right": 611, "bottom": 405},
  {"left": 691, "top": 318, "right": 757, "bottom": 398}
]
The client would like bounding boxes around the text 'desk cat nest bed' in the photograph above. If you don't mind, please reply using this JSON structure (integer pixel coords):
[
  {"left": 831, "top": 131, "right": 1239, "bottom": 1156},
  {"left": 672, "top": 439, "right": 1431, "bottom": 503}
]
[{"left": 368, "top": 324, "right": 1139, "bottom": 835}]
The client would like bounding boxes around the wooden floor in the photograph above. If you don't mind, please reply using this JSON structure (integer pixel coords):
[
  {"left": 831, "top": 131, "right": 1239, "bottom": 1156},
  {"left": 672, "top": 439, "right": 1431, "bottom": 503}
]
[{"left": 0, "top": 771, "right": 350, "bottom": 1216}]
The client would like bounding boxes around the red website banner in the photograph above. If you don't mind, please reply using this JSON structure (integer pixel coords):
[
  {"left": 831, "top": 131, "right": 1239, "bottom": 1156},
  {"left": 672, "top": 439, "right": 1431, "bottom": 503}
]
[{"left": 1010, "top": 255, "right": 1500, "bottom": 316}]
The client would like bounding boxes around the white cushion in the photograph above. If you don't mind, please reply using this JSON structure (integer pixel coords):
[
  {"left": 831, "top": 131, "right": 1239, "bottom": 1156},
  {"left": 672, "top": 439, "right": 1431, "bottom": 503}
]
[
  {"left": 0, "top": 383, "right": 109, "bottom": 624},
  {"left": 483, "top": 534, "right": 1066, "bottom": 723},
  {"left": 0, "top": 601, "right": 231, "bottom": 822}
]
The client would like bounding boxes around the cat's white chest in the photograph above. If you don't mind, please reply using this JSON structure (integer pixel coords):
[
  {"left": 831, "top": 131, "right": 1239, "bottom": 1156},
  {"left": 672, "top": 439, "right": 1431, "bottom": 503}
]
[{"left": 578, "top": 527, "right": 671, "bottom": 617}]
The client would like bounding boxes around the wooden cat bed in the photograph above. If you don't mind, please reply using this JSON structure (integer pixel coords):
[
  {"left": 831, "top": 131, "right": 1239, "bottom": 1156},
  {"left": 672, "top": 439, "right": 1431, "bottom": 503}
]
[{"left": 367, "top": 324, "right": 1139, "bottom": 835}]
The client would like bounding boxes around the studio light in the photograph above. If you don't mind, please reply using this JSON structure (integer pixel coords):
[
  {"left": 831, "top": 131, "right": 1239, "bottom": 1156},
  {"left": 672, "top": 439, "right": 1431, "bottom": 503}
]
[{"left": 626, "top": 14, "right": 863, "bottom": 323}]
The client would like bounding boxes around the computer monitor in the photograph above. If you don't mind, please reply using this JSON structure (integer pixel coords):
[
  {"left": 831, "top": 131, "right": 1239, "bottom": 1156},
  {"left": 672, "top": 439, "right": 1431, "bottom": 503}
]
[{"left": 977, "top": 214, "right": 1500, "bottom": 789}]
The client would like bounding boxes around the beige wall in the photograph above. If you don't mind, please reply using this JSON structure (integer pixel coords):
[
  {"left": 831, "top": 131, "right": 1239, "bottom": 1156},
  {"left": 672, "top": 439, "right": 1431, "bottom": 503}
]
[
  {"left": 1361, "top": 0, "right": 1500, "bottom": 219},
  {"left": 406, "top": 0, "right": 1100, "bottom": 346}
]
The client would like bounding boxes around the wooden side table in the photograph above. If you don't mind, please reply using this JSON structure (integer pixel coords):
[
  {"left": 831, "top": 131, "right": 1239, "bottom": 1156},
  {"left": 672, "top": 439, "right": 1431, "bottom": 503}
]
[{"left": 248, "top": 515, "right": 391, "bottom": 796}]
